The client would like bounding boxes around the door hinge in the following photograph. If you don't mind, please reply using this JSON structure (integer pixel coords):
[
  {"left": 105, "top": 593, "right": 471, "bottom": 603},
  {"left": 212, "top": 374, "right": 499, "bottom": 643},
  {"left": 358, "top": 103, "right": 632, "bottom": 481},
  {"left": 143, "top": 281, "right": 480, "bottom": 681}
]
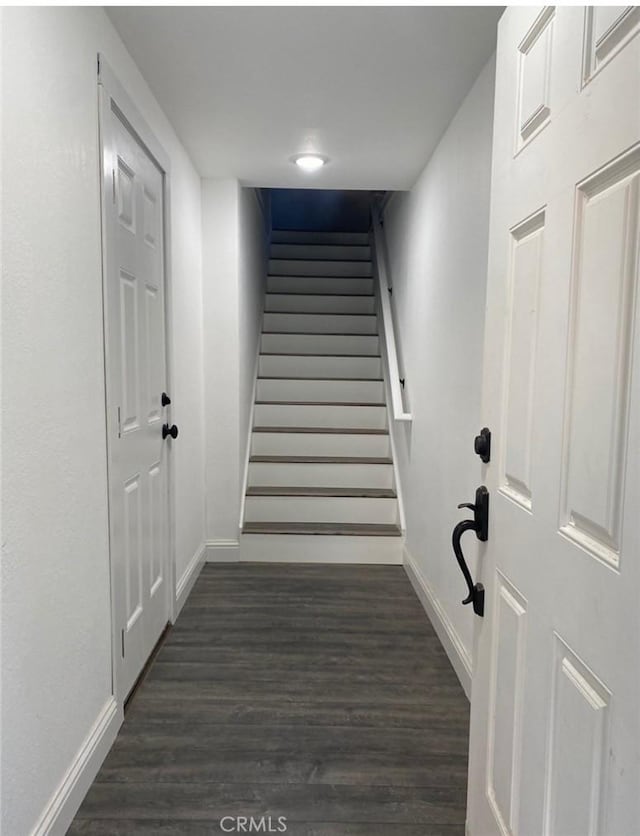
[
  {"left": 117, "top": 406, "right": 121, "bottom": 438},
  {"left": 121, "top": 629, "right": 125, "bottom": 658},
  {"left": 112, "top": 169, "right": 116, "bottom": 204}
]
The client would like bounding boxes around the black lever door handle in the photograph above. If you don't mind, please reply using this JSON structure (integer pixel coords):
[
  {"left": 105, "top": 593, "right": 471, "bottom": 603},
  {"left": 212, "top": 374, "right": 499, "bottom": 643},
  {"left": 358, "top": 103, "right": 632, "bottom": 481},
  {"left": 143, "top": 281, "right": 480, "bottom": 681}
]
[
  {"left": 452, "top": 520, "right": 485, "bottom": 617},
  {"left": 451, "top": 486, "right": 489, "bottom": 617},
  {"left": 162, "top": 423, "right": 178, "bottom": 440}
]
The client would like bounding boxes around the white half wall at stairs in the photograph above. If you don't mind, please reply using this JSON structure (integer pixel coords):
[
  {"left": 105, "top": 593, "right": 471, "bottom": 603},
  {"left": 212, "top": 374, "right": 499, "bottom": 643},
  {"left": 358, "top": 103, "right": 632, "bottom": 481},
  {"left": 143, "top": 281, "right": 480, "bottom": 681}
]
[{"left": 201, "top": 182, "right": 268, "bottom": 547}]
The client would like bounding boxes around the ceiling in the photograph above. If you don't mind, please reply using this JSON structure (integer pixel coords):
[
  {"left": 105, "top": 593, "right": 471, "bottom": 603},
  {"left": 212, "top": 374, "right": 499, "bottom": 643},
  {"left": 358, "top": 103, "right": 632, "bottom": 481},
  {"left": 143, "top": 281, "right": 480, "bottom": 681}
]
[{"left": 108, "top": 6, "right": 502, "bottom": 190}]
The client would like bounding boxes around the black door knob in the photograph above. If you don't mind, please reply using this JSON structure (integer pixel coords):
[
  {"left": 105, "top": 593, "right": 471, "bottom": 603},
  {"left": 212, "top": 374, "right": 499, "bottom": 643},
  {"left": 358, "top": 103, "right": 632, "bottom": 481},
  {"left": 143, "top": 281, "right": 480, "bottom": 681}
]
[
  {"left": 474, "top": 427, "right": 491, "bottom": 463},
  {"left": 162, "top": 423, "right": 178, "bottom": 440}
]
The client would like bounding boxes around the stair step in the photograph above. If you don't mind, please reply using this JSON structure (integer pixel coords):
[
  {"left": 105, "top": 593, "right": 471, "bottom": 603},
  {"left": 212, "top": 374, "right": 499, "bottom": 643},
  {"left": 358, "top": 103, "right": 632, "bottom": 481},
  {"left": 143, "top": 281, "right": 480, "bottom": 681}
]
[
  {"left": 271, "top": 230, "right": 370, "bottom": 246},
  {"left": 254, "top": 403, "right": 387, "bottom": 430},
  {"left": 246, "top": 486, "right": 396, "bottom": 497},
  {"left": 264, "top": 293, "right": 375, "bottom": 315},
  {"left": 242, "top": 522, "right": 402, "bottom": 537},
  {"left": 248, "top": 460, "right": 393, "bottom": 488},
  {"left": 269, "top": 259, "right": 372, "bottom": 277},
  {"left": 255, "top": 401, "right": 385, "bottom": 407},
  {"left": 252, "top": 426, "right": 388, "bottom": 434},
  {"left": 260, "top": 352, "right": 380, "bottom": 357},
  {"left": 261, "top": 333, "right": 379, "bottom": 355},
  {"left": 251, "top": 427, "right": 390, "bottom": 457},
  {"left": 263, "top": 312, "right": 378, "bottom": 334},
  {"left": 244, "top": 494, "right": 398, "bottom": 524},
  {"left": 256, "top": 378, "right": 384, "bottom": 404},
  {"left": 267, "top": 276, "right": 374, "bottom": 295},
  {"left": 250, "top": 455, "right": 392, "bottom": 464},
  {"left": 270, "top": 244, "right": 371, "bottom": 261}
]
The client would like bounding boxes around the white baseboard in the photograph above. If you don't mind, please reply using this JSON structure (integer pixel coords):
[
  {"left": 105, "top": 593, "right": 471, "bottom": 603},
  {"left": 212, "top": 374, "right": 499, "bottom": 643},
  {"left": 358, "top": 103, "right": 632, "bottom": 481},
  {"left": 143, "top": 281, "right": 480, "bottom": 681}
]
[
  {"left": 31, "top": 696, "right": 121, "bottom": 836},
  {"left": 239, "top": 533, "right": 404, "bottom": 564},
  {"left": 206, "top": 539, "right": 240, "bottom": 562},
  {"left": 403, "top": 545, "right": 472, "bottom": 699},
  {"left": 175, "top": 542, "right": 206, "bottom": 617}
]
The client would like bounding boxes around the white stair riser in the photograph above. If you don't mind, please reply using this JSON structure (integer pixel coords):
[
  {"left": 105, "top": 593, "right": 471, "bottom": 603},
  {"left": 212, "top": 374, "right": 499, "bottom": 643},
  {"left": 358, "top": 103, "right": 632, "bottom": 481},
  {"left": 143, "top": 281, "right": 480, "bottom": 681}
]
[
  {"left": 267, "top": 276, "right": 374, "bottom": 295},
  {"left": 256, "top": 378, "right": 384, "bottom": 403},
  {"left": 270, "top": 244, "right": 371, "bottom": 261},
  {"left": 248, "top": 462, "right": 394, "bottom": 488},
  {"left": 271, "top": 231, "right": 369, "bottom": 246},
  {"left": 254, "top": 403, "right": 387, "bottom": 429},
  {"left": 259, "top": 354, "right": 382, "bottom": 379},
  {"left": 264, "top": 294, "right": 375, "bottom": 314},
  {"left": 244, "top": 496, "right": 398, "bottom": 524},
  {"left": 269, "top": 259, "right": 372, "bottom": 277},
  {"left": 261, "top": 333, "right": 379, "bottom": 355},
  {"left": 264, "top": 312, "right": 377, "bottom": 335},
  {"left": 251, "top": 432, "right": 390, "bottom": 457}
]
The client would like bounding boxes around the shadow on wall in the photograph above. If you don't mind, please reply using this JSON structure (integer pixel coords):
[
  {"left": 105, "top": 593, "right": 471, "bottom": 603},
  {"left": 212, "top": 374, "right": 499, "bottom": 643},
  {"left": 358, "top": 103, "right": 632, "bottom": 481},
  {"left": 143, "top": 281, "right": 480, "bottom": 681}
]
[{"left": 270, "top": 189, "right": 377, "bottom": 231}]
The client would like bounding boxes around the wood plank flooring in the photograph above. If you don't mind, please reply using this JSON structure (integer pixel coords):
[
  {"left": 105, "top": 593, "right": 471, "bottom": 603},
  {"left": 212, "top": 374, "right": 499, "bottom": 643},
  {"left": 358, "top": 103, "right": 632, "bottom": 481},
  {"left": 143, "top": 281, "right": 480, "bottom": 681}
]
[{"left": 69, "top": 563, "right": 469, "bottom": 835}]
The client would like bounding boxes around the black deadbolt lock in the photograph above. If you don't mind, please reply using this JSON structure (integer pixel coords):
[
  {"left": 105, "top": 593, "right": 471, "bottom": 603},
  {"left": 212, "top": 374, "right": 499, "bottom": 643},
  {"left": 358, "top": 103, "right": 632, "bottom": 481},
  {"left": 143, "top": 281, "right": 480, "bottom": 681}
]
[
  {"left": 161, "top": 392, "right": 171, "bottom": 407},
  {"left": 474, "top": 427, "right": 491, "bottom": 463}
]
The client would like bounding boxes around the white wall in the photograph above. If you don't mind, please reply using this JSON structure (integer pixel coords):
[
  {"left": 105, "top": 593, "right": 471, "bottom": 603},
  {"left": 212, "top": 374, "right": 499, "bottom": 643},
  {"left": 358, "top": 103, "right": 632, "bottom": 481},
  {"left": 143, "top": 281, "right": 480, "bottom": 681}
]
[
  {"left": 1, "top": 7, "right": 205, "bottom": 834},
  {"left": 383, "top": 57, "right": 496, "bottom": 692},
  {"left": 202, "top": 182, "right": 267, "bottom": 551},
  {"left": 238, "top": 188, "right": 268, "bottom": 477},
  {"left": 202, "top": 179, "right": 242, "bottom": 544}
]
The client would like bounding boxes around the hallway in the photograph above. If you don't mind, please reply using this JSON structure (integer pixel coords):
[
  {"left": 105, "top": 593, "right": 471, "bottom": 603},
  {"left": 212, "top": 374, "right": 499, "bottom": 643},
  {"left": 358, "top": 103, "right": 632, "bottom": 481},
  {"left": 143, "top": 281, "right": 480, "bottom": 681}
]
[{"left": 69, "top": 564, "right": 469, "bottom": 835}]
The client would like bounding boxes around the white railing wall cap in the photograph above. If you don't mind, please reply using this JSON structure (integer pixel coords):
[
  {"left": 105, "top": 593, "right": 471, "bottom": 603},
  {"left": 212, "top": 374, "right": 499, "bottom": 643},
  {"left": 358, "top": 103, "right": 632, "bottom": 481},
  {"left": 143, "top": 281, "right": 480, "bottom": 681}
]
[{"left": 371, "top": 211, "right": 412, "bottom": 423}]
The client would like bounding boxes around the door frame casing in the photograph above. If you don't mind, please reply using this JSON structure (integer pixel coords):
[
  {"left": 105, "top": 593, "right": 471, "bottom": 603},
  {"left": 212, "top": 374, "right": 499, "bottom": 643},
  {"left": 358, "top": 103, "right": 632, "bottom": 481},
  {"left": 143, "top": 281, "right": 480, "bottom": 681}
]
[{"left": 97, "top": 54, "right": 177, "bottom": 708}]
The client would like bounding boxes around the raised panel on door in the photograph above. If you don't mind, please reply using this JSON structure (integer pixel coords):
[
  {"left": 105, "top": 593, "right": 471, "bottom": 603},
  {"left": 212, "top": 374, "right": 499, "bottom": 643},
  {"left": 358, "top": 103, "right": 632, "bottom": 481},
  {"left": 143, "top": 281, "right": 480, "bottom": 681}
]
[
  {"left": 487, "top": 573, "right": 527, "bottom": 835},
  {"left": 560, "top": 146, "right": 640, "bottom": 569},
  {"left": 543, "top": 635, "right": 611, "bottom": 836},
  {"left": 119, "top": 270, "right": 140, "bottom": 434},
  {"left": 123, "top": 474, "right": 142, "bottom": 632},
  {"left": 516, "top": 7, "right": 554, "bottom": 151},
  {"left": 148, "top": 462, "right": 164, "bottom": 597},
  {"left": 501, "top": 209, "right": 545, "bottom": 511},
  {"left": 583, "top": 6, "right": 640, "bottom": 82}
]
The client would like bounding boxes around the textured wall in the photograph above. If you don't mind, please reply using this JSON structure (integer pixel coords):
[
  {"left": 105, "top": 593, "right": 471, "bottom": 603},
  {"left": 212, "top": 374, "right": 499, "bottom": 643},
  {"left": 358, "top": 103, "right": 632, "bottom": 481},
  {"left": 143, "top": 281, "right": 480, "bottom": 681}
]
[
  {"left": 1, "top": 7, "right": 205, "bottom": 832},
  {"left": 383, "top": 57, "right": 496, "bottom": 686}
]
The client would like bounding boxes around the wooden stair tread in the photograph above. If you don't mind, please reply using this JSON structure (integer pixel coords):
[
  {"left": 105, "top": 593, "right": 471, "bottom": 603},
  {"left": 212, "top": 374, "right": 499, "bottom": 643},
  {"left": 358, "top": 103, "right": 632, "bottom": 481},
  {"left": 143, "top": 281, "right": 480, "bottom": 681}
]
[
  {"left": 249, "top": 455, "right": 392, "bottom": 464},
  {"left": 266, "top": 292, "right": 374, "bottom": 297},
  {"left": 268, "top": 275, "right": 373, "bottom": 280},
  {"left": 246, "top": 486, "right": 397, "bottom": 498},
  {"left": 252, "top": 426, "right": 388, "bottom": 435},
  {"left": 255, "top": 401, "right": 385, "bottom": 407},
  {"left": 265, "top": 311, "right": 376, "bottom": 317},
  {"left": 269, "top": 257, "right": 371, "bottom": 263},
  {"left": 260, "top": 353, "right": 381, "bottom": 358},
  {"left": 257, "top": 376, "right": 383, "bottom": 381},
  {"left": 262, "top": 332, "right": 378, "bottom": 337},
  {"left": 242, "top": 522, "right": 402, "bottom": 537}
]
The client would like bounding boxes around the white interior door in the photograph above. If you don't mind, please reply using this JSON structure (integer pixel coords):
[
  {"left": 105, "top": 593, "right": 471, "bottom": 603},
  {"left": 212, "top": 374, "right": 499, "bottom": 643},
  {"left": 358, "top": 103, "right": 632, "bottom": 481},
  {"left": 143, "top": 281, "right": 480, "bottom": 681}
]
[
  {"left": 101, "top": 88, "right": 172, "bottom": 701},
  {"left": 468, "top": 7, "right": 640, "bottom": 835}
]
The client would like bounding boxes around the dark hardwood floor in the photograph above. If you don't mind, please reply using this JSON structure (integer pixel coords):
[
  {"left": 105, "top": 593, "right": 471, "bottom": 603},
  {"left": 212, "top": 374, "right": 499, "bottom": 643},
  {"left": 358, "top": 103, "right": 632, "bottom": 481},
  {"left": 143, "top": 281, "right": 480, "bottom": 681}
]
[{"left": 69, "top": 563, "right": 469, "bottom": 835}]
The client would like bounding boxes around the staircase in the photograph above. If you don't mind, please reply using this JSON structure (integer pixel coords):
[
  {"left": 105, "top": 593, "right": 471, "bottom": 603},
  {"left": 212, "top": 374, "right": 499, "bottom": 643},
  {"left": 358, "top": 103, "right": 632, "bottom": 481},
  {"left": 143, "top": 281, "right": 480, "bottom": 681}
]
[{"left": 240, "top": 229, "right": 403, "bottom": 563}]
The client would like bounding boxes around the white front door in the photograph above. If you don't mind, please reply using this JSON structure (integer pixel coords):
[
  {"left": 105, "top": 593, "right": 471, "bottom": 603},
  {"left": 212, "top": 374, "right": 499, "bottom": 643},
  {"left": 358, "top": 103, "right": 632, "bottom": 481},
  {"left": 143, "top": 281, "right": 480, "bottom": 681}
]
[
  {"left": 467, "top": 7, "right": 640, "bottom": 835},
  {"left": 101, "top": 92, "right": 172, "bottom": 701}
]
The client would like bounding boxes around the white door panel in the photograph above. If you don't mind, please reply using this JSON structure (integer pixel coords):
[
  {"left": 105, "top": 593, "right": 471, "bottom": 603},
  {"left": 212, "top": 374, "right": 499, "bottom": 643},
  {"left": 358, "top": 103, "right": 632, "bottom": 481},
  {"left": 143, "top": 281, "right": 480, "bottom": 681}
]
[
  {"left": 467, "top": 8, "right": 640, "bottom": 836},
  {"left": 102, "top": 95, "right": 171, "bottom": 702}
]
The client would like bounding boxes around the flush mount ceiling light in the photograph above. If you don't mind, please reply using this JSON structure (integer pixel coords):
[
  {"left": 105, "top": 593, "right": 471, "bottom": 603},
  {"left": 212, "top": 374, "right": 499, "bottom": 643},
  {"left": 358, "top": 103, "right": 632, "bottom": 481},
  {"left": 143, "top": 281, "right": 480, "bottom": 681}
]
[{"left": 291, "top": 153, "right": 328, "bottom": 172}]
